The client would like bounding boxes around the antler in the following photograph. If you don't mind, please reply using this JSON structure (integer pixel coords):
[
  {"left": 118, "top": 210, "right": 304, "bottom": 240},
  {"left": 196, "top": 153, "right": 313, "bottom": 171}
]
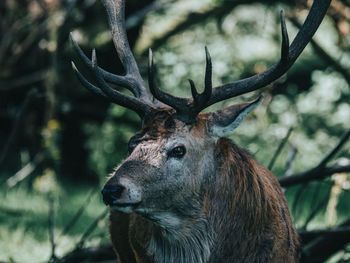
[
  {"left": 71, "top": 0, "right": 155, "bottom": 117},
  {"left": 146, "top": 0, "right": 331, "bottom": 123},
  {"left": 148, "top": 47, "right": 213, "bottom": 123},
  {"left": 208, "top": 1, "right": 331, "bottom": 105},
  {"left": 71, "top": 0, "right": 331, "bottom": 123}
]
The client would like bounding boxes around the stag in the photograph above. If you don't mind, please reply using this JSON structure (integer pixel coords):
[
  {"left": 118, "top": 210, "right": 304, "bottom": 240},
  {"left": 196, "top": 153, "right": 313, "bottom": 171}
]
[{"left": 71, "top": 0, "right": 331, "bottom": 262}]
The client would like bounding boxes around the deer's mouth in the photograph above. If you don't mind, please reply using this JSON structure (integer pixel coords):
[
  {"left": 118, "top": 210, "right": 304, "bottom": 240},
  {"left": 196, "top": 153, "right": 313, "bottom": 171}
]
[{"left": 110, "top": 201, "right": 141, "bottom": 213}]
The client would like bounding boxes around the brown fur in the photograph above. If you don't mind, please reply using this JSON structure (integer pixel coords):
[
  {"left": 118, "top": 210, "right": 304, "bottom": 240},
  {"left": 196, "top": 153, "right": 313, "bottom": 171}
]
[
  {"left": 107, "top": 114, "right": 300, "bottom": 263},
  {"left": 205, "top": 139, "right": 300, "bottom": 262}
]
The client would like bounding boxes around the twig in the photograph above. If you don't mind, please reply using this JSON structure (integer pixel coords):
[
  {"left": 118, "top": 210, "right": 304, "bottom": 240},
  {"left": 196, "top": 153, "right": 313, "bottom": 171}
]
[
  {"left": 0, "top": 70, "right": 48, "bottom": 90},
  {"left": 289, "top": 16, "right": 350, "bottom": 86},
  {"left": 8, "top": 17, "right": 49, "bottom": 68},
  {"left": 299, "top": 226, "right": 350, "bottom": 242},
  {"left": 279, "top": 129, "right": 350, "bottom": 187},
  {"left": 0, "top": 206, "right": 27, "bottom": 216},
  {"left": 284, "top": 143, "right": 298, "bottom": 176},
  {"left": 75, "top": 208, "right": 109, "bottom": 249},
  {"left": 140, "top": 1, "right": 246, "bottom": 56},
  {"left": 301, "top": 186, "right": 331, "bottom": 230},
  {"left": 301, "top": 217, "right": 350, "bottom": 262},
  {"left": 54, "top": 244, "right": 114, "bottom": 263},
  {"left": 3, "top": 153, "right": 45, "bottom": 188},
  {"left": 48, "top": 195, "right": 57, "bottom": 263},
  {"left": 279, "top": 164, "right": 350, "bottom": 187},
  {"left": 318, "top": 130, "right": 350, "bottom": 167},
  {"left": 0, "top": 89, "right": 38, "bottom": 168},
  {"left": 125, "top": 0, "right": 175, "bottom": 30},
  {"left": 58, "top": 189, "right": 97, "bottom": 239},
  {"left": 291, "top": 183, "right": 309, "bottom": 221},
  {"left": 268, "top": 127, "right": 293, "bottom": 170}
]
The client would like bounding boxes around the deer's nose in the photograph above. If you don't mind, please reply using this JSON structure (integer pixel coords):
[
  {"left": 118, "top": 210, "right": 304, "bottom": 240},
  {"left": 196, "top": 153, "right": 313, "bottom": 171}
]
[{"left": 101, "top": 185, "right": 125, "bottom": 206}]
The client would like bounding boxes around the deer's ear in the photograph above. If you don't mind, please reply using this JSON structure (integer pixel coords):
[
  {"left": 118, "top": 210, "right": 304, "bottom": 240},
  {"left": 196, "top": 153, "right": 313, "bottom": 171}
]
[{"left": 207, "top": 97, "right": 262, "bottom": 138}]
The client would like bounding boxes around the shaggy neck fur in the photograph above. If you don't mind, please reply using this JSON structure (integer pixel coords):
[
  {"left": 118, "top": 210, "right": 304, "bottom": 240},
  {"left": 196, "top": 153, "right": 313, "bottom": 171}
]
[
  {"left": 204, "top": 138, "right": 299, "bottom": 262},
  {"left": 147, "top": 217, "right": 213, "bottom": 263},
  {"left": 142, "top": 138, "right": 299, "bottom": 263}
]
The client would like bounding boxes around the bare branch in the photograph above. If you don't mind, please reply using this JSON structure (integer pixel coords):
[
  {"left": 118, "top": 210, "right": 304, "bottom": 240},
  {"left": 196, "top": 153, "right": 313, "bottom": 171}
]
[
  {"left": 206, "top": 0, "right": 331, "bottom": 107},
  {"left": 140, "top": 1, "right": 331, "bottom": 123},
  {"left": 54, "top": 244, "right": 114, "bottom": 263},
  {"left": 299, "top": 226, "right": 350, "bottom": 243},
  {"left": 301, "top": 219, "right": 350, "bottom": 262},
  {"left": 125, "top": 0, "right": 175, "bottom": 30},
  {"left": 319, "top": 130, "right": 350, "bottom": 167},
  {"left": 48, "top": 195, "right": 57, "bottom": 262},
  {"left": 268, "top": 127, "right": 293, "bottom": 170},
  {"left": 301, "top": 187, "right": 331, "bottom": 230},
  {"left": 0, "top": 70, "right": 48, "bottom": 90},
  {"left": 0, "top": 89, "right": 40, "bottom": 168},
  {"left": 279, "top": 129, "right": 350, "bottom": 187},
  {"left": 284, "top": 143, "right": 298, "bottom": 176},
  {"left": 58, "top": 189, "right": 97, "bottom": 239},
  {"left": 279, "top": 164, "right": 350, "bottom": 187},
  {"left": 75, "top": 208, "right": 109, "bottom": 249},
  {"left": 141, "top": 1, "right": 242, "bottom": 55},
  {"left": 4, "top": 153, "right": 45, "bottom": 188},
  {"left": 289, "top": 13, "right": 350, "bottom": 86}
]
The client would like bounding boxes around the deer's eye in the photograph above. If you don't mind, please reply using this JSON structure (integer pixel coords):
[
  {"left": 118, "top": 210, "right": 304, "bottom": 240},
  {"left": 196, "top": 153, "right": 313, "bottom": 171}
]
[{"left": 168, "top": 145, "right": 186, "bottom": 159}]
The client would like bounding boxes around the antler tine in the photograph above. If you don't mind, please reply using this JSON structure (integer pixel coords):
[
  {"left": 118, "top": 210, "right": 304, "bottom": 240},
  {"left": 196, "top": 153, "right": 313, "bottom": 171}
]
[
  {"left": 280, "top": 10, "right": 289, "bottom": 62},
  {"left": 148, "top": 48, "right": 189, "bottom": 112},
  {"left": 204, "top": 46, "right": 213, "bottom": 95},
  {"left": 73, "top": 0, "right": 330, "bottom": 123},
  {"left": 101, "top": 0, "right": 151, "bottom": 101},
  {"left": 188, "top": 79, "right": 198, "bottom": 103},
  {"left": 71, "top": 0, "right": 158, "bottom": 118},
  {"left": 71, "top": 61, "right": 109, "bottom": 98},
  {"left": 70, "top": 33, "right": 138, "bottom": 96},
  {"left": 71, "top": 49, "right": 152, "bottom": 117},
  {"left": 91, "top": 49, "right": 152, "bottom": 116},
  {"left": 188, "top": 46, "right": 213, "bottom": 113},
  {"left": 148, "top": 48, "right": 157, "bottom": 99},
  {"left": 205, "top": 0, "right": 331, "bottom": 106},
  {"left": 148, "top": 47, "right": 214, "bottom": 123}
]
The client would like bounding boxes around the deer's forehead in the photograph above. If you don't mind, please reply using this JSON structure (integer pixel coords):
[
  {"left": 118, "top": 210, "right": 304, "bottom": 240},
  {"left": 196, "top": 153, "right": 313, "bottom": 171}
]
[
  {"left": 142, "top": 124, "right": 206, "bottom": 144},
  {"left": 143, "top": 114, "right": 208, "bottom": 138}
]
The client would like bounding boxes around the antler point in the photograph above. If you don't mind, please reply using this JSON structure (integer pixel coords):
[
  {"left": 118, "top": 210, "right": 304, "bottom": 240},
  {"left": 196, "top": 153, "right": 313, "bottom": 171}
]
[
  {"left": 91, "top": 49, "right": 97, "bottom": 66},
  {"left": 71, "top": 61, "right": 77, "bottom": 70},
  {"left": 280, "top": 9, "right": 289, "bottom": 62}
]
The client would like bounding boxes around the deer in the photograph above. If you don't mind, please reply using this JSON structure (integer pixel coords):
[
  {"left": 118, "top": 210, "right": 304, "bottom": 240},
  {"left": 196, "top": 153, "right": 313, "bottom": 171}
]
[{"left": 70, "top": 0, "right": 331, "bottom": 262}]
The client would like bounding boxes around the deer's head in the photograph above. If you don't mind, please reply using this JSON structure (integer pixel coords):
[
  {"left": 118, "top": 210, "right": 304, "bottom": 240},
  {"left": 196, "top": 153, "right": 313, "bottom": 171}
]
[{"left": 71, "top": 0, "right": 330, "bottom": 225}]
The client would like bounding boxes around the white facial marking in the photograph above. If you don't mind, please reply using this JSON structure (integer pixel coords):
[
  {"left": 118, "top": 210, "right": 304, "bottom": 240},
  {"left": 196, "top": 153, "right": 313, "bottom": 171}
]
[
  {"left": 153, "top": 212, "right": 182, "bottom": 229},
  {"left": 110, "top": 206, "right": 133, "bottom": 214},
  {"left": 119, "top": 177, "right": 142, "bottom": 202}
]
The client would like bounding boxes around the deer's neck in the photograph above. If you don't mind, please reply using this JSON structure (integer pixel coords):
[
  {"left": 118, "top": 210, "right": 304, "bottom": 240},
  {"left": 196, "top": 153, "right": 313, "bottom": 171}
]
[
  {"left": 203, "top": 138, "right": 298, "bottom": 262},
  {"left": 142, "top": 138, "right": 298, "bottom": 263},
  {"left": 147, "top": 216, "right": 213, "bottom": 263}
]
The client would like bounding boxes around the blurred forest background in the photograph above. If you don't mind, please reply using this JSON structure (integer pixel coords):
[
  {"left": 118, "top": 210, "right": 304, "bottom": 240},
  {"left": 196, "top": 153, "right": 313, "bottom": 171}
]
[{"left": 0, "top": 0, "right": 350, "bottom": 262}]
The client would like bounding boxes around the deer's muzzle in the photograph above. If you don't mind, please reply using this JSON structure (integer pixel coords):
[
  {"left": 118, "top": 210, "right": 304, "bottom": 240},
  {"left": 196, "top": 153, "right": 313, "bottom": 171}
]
[{"left": 101, "top": 178, "right": 142, "bottom": 211}]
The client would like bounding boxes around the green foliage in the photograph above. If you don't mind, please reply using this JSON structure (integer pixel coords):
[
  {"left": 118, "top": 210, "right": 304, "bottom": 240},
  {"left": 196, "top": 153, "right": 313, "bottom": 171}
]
[{"left": 0, "top": 183, "right": 107, "bottom": 262}]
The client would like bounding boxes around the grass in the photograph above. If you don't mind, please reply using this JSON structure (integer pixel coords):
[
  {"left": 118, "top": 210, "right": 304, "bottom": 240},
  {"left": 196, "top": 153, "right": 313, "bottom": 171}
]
[
  {"left": 0, "top": 180, "right": 109, "bottom": 263},
  {"left": 1, "top": 173, "right": 349, "bottom": 262}
]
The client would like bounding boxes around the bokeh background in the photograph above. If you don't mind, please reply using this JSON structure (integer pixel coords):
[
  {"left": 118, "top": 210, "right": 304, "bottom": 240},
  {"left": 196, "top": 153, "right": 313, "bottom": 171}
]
[{"left": 0, "top": 0, "right": 350, "bottom": 262}]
